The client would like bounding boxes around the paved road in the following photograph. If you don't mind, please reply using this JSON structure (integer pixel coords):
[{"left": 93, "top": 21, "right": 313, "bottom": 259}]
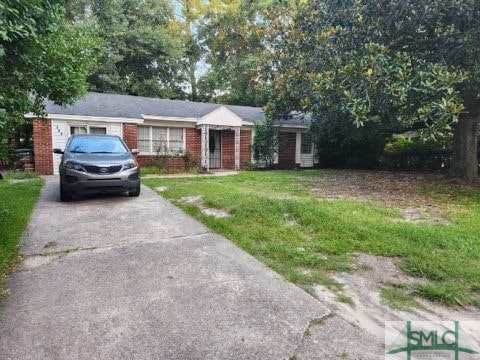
[{"left": 0, "top": 176, "right": 382, "bottom": 359}]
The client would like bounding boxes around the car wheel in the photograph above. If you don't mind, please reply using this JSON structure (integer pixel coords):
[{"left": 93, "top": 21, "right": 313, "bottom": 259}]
[
  {"left": 60, "top": 183, "right": 72, "bottom": 202},
  {"left": 129, "top": 185, "right": 141, "bottom": 197}
]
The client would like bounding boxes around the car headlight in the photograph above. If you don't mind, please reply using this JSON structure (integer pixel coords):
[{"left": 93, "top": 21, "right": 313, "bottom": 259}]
[
  {"left": 63, "top": 161, "right": 85, "bottom": 172},
  {"left": 123, "top": 160, "right": 138, "bottom": 170}
]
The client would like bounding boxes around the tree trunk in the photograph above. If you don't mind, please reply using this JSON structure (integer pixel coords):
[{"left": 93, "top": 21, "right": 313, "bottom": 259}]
[
  {"left": 450, "top": 105, "right": 479, "bottom": 183},
  {"left": 189, "top": 59, "right": 197, "bottom": 101},
  {"left": 183, "top": 0, "right": 198, "bottom": 102}
]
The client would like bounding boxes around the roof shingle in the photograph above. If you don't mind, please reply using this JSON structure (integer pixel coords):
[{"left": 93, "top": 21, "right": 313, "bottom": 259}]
[
  {"left": 45, "top": 92, "right": 266, "bottom": 122},
  {"left": 44, "top": 92, "right": 311, "bottom": 126}
]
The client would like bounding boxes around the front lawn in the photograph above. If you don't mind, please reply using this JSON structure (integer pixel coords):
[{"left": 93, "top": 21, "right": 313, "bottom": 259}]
[
  {"left": 143, "top": 170, "right": 480, "bottom": 307},
  {"left": 141, "top": 166, "right": 201, "bottom": 176},
  {"left": 0, "top": 174, "right": 44, "bottom": 296}
]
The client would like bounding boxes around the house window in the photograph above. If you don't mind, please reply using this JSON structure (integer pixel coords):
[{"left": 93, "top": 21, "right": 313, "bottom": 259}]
[
  {"left": 137, "top": 126, "right": 150, "bottom": 153},
  {"left": 169, "top": 128, "right": 183, "bottom": 151},
  {"left": 152, "top": 127, "right": 167, "bottom": 153},
  {"left": 137, "top": 126, "right": 185, "bottom": 154},
  {"left": 301, "top": 133, "right": 313, "bottom": 154},
  {"left": 70, "top": 126, "right": 87, "bottom": 135},
  {"left": 70, "top": 126, "right": 107, "bottom": 135},
  {"left": 89, "top": 127, "right": 107, "bottom": 134}
]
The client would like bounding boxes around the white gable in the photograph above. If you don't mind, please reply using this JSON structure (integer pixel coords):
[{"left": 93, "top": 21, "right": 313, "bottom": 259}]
[{"left": 197, "top": 106, "right": 243, "bottom": 127}]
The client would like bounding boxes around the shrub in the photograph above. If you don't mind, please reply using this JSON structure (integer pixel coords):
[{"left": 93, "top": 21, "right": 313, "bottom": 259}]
[
  {"left": 380, "top": 136, "right": 452, "bottom": 171},
  {"left": 312, "top": 116, "right": 389, "bottom": 169},
  {"left": 252, "top": 119, "right": 278, "bottom": 168},
  {"left": 182, "top": 150, "right": 199, "bottom": 171},
  {"left": 241, "top": 161, "right": 260, "bottom": 170}
]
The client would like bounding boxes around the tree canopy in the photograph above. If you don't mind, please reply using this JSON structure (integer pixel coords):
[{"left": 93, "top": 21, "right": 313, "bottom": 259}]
[
  {"left": 2, "top": 0, "right": 479, "bottom": 180},
  {"left": 0, "top": 0, "right": 98, "bottom": 157},
  {"left": 265, "top": 0, "right": 480, "bottom": 181},
  {"left": 169, "top": 0, "right": 204, "bottom": 101},
  {"left": 197, "top": 0, "right": 283, "bottom": 106},
  {"left": 68, "top": 0, "right": 185, "bottom": 98},
  {"left": 60, "top": 0, "right": 279, "bottom": 104}
]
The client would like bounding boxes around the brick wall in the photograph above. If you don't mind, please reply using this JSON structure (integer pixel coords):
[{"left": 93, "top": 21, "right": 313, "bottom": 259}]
[
  {"left": 122, "top": 123, "right": 138, "bottom": 151},
  {"left": 221, "top": 130, "right": 235, "bottom": 170},
  {"left": 278, "top": 132, "right": 297, "bottom": 168},
  {"left": 240, "top": 130, "right": 252, "bottom": 166},
  {"left": 183, "top": 128, "right": 202, "bottom": 170},
  {"left": 33, "top": 118, "right": 53, "bottom": 175},
  {"left": 184, "top": 128, "right": 201, "bottom": 169},
  {"left": 186, "top": 128, "right": 201, "bottom": 156}
]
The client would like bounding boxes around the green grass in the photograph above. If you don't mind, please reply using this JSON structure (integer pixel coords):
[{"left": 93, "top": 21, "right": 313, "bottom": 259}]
[
  {"left": 143, "top": 170, "right": 480, "bottom": 307},
  {"left": 141, "top": 166, "right": 201, "bottom": 176},
  {"left": 140, "top": 166, "right": 167, "bottom": 175},
  {"left": 413, "top": 281, "right": 472, "bottom": 307},
  {"left": 380, "top": 288, "right": 422, "bottom": 311},
  {"left": 3, "top": 170, "right": 40, "bottom": 180},
  {"left": 0, "top": 177, "right": 44, "bottom": 296}
]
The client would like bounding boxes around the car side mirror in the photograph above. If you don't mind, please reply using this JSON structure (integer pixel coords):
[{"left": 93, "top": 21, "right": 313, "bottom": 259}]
[
  {"left": 53, "top": 148, "right": 64, "bottom": 154},
  {"left": 131, "top": 149, "right": 139, "bottom": 155}
]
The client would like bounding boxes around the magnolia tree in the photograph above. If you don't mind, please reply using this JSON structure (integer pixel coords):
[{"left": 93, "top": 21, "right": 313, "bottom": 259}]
[{"left": 265, "top": 0, "right": 480, "bottom": 182}]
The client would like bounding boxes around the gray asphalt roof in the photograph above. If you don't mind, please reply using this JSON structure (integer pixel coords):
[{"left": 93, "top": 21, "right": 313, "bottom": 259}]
[
  {"left": 44, "top": 92, "right": 267, "bottom": 122},
  {"left": 44, "top": 92, "right": 311, "bottom": 126},
  {"left": 275, "top": 113, "right": 312, "bottom": 126}
]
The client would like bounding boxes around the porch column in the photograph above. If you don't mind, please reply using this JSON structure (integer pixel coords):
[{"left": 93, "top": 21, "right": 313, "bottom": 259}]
[
  {"left": 234, "top": 126, "right": 241, "bottom": 170},
  {"left": 201, "top": 124, "right": 210, "bottom": 171}
]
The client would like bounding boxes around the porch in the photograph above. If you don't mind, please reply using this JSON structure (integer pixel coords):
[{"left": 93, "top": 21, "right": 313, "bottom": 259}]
[
  {"left": 198, "top": 106, "right": 248, "bottom": 171},
  {"left": 200, "top": 125, "right": 241, "bottom": 171}
]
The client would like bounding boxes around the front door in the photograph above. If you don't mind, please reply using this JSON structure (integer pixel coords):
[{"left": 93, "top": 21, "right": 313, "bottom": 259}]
[{"left": 209, "top": 130, "right": 221, "bottom": 169}]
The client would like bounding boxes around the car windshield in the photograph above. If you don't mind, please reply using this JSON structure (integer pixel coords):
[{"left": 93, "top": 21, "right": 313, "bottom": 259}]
[{"left": 68, "top": 136, "right": 128, "bottom": 154}]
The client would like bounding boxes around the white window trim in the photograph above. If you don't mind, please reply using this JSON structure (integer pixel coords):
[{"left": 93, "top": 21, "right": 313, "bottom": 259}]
[
  {"left": 138, "top": 126, "right": 186, "bottom": 155},
  {"left": 26, "top": 113, "right": 144, "bottom": 124},
  {"left": 183, "top": 129, "right": 187, "bottom": 150},
  {"left": 300, "top": 133, "right": 314, "bottom": 155},
  {"left": 68, "top": 123, "right": 109, "bottom": 136}
]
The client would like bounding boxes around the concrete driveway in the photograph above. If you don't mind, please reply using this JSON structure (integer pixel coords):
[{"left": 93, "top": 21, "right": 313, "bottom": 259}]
[{"left": 0, "top": 177, "right": 381, "bottom": 359}]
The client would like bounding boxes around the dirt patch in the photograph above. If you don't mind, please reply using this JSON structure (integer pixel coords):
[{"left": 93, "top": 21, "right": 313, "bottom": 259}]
[
  {"left": 314, "top": 253, "right": 480, "bottom": 342},
  {"left": 180, "top": 195, "right": 203, "bottom": 204},
  {"left": 179, "top": 195, "right": 230, "bottom": 218},
  {"left": 309, "top": 170, "right": 445, "bottom": 206},
  {"left": 200, "top": 208, "right": 230, "bottom": 218},
  {"left": 283, "top": 213, "right": 298, "bottom": 227},
  {"left": 308, "top": 170, "right": 451, "bottom": 223},
  {"left": 396, "top": 207, "right": 450, "bottom": 224}
]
